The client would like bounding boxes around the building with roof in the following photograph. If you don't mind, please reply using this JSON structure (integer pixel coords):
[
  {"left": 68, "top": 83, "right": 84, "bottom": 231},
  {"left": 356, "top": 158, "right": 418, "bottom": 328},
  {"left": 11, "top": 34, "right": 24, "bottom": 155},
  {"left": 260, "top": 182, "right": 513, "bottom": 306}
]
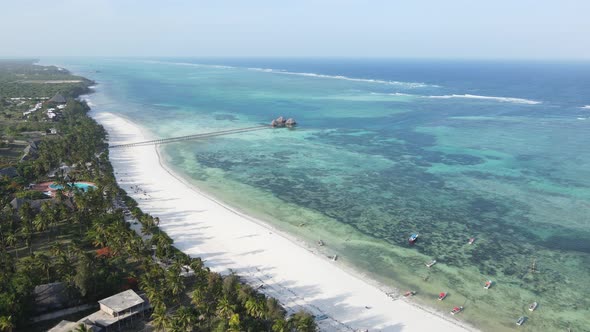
[
  {"left": 48, "top": 93, "right": 67, "bottom": 104},
  {"left": 33, "top": 282, "right": 73, "bottom": 314},
  {"left": 0, "top": 166, "right": 18, "bottom": 178},
  {"left": 10, "top": 197, "right": 75, "bottom": 212},
  {"left": 48, "top": 320, "right": 99, "bottom": 332},
  {"left": 21, "top": 139, "right": 42, "bottom": 162},
  {"left": 76, "top": 290, "right": 150, "bottom": 331}
]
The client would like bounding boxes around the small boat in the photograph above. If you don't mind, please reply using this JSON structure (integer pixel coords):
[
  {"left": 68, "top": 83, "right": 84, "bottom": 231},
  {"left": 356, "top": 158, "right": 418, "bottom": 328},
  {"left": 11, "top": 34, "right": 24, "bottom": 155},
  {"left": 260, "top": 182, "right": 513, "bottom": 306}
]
[
  {"left": 409, "top": 233, "right": 419, "bottom": 244},
  {"left": 317, "top": 239, "right": 325, "bottom": 246},
  {"left": 529, "top": 302, "right": 538, "bottom": 311},
  {"left": 468, "top": 237, "right": 475, "bottom": 245},
  {"left": 426, "top": 259, "right": 437, "bottom": 268},
  {"left": 484, "top": 280, "right": 493, "bottom": 289},
  {"left": 438, "top": 292, "right": 447, "bottom": 301},
  {"left": 332, "top": 255, "right": 338, "bottom": 261},
  {"left": 516, "top": 316, "right": 526, "bottom": 326},
  {"left": 403, "top": 290, "right": 416, "bottom": 297},
  {"left": 450, "top": 306, "right": 463, "bottom": 315}
]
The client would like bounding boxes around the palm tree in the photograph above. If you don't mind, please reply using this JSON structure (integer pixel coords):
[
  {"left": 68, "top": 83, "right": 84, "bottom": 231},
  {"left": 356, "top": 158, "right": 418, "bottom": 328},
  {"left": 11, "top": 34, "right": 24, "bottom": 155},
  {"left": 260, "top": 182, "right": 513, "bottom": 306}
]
[
  {"left": 140, "top": 214, "right": 156, "bottom": 235},
  {"left": 288, "top": 311, "right": 317, "bottom": 332},
  {"left": 33, "top": 213, "right": 49, "bottom": 241},
  {"left": 172, "top": 306, "right": 195, "bottom": 331},
  {"left": 0, "top": 315, "right": 14, "bottom": 332},
  {"left": 18, "top": 203, "right": 34, "bottom": 255},
  {"left": 272, "top": 319, "right": 288, "bottom": 332},
  {"left": 167, "top": 272, "right": 186, "bottom": 299},
  {"left": 5, "top": 232, "right": 19, "bottom": 259},
  {"left": 19, "top": 223, "right": 34, "bottom": 256},
  {"left": 228, "top": 313, "right": 241, "bottom": 332},
  {"left": 74, "top": 323, "right": 90, "bottom": 332},
  {"left": 152, "top": 232, "right": 173, "bottom": 258},
  {"left": 151, "top": 308, "right": 170, "bottom": 331},
  {"left": 50, "top": 242, "right": 65, "bottom": 257},
  {"left": 216, "top": 296, "right": 235, "bottom": 319},
  {"left": 245, "top": 298, "right": 266, "bottom": 319},
  {"left": 34, "top": 253, "right": 52, "bottom": 282},
  {"left": 86, "top": 223, "right": 108, "bottom": 247}
]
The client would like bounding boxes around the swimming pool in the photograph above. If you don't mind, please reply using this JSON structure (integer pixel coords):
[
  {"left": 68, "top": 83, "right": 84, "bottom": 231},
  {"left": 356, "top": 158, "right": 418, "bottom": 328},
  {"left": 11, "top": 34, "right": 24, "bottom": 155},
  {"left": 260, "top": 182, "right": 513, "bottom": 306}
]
[{"left": 49, "top": 182, "right": 96, "bottom": 191}]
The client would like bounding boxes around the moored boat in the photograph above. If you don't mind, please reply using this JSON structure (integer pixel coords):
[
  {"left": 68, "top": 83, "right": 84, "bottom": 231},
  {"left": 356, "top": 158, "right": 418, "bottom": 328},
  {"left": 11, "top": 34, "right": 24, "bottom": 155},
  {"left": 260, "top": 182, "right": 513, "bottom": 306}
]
[
  {"left": 516, "top": 316, "right": 526, "bottom": 326},
  {"left": 426, "top": 259, "right": 437, "bottom": 268},
  {"left": 438, "top": 292, "right": 447, "bottom": 301},
  {"left": 450, "top": 306, "right": 463, "bottom": 315},
  {"left": 468, "top": 237, "right": 475, "bottom": 244},
  {"left": 529, "top": 301, "right": 538, "bottom": 311},
  {"left": 408, "top": 233, "right": 419, "bottom": 244},
  {"left": 484, "top": 280, "right": 493, "bottom": 289}
]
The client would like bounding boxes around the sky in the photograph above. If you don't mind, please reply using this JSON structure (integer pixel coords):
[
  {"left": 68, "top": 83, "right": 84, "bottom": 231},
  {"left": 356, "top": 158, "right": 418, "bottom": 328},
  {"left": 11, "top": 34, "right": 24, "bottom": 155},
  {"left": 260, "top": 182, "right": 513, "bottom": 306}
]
[{"left": 1, "top": 0, "right": 589, "bottom": 59}]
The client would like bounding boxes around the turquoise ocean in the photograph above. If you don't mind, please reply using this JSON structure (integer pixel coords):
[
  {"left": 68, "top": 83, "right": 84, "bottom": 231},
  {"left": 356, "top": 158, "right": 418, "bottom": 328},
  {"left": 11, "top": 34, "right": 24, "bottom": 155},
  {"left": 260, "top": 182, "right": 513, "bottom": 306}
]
[{"left": 44, "top": 58, "right": 590, "bottom": 331}]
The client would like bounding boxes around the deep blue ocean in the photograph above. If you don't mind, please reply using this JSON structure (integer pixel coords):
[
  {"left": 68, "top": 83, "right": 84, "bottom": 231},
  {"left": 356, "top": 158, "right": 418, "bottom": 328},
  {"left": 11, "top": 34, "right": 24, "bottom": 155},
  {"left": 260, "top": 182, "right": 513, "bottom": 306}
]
[{"left": 44, "top": 57, "right": 590, "bottom": 331}]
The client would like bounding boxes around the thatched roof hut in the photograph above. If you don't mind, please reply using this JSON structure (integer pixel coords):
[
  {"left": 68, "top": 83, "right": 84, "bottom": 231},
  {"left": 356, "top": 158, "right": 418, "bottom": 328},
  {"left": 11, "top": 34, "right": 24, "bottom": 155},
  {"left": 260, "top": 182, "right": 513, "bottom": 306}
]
[
  {"left": 48, "top": 93, "right": 66, "bottom": 104},
  {"left": 0, "top": 166, "right": 18, "bottom": 178}
]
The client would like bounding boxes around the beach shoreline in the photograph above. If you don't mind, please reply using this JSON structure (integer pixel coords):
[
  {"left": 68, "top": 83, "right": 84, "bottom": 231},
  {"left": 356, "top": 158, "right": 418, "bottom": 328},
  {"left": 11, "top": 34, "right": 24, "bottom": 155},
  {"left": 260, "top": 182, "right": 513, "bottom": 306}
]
[{"left": 91, "top": 109, "right": 476, "bottom": 332}]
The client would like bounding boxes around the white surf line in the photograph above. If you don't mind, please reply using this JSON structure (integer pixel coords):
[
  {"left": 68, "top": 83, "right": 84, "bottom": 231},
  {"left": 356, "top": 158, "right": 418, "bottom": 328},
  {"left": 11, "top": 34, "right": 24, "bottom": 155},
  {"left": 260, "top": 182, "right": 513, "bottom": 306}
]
[{"left": 426, "top": 94, "right": 541, "bottom": 105}]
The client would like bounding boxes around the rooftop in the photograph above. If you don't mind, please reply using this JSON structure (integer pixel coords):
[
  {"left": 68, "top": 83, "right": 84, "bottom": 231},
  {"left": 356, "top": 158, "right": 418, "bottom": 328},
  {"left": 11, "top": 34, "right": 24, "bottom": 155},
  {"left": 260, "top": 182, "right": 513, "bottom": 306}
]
[
  {"left": 98, "top": 289, "right": 144, "bottom": 313},
  {"left": 48, "top": 320, "right": 98, "bottom": 332},
  {"left": 0, "top": 166, "right": 18, "bottom": 178},
  {"left": 49, "top": 93, "right": 66, "bottom": 104},
  {"left": 82, "top": 308, "right": 140, "bottom": 328}
]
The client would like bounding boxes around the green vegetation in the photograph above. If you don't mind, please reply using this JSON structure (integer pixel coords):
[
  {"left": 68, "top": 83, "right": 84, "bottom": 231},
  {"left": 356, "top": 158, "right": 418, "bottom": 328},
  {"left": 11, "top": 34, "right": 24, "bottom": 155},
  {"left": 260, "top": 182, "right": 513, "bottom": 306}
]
[
  {"left": 0, "top": 61, "right": 316, "bottom": 331},
  {"left": 0, "top": 59, "right": 91, "bottom": 98}
]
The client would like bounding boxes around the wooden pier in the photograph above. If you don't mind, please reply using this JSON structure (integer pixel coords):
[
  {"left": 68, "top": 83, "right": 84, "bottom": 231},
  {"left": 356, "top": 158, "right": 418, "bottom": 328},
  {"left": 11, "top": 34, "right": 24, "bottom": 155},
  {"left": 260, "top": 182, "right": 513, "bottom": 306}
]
[{"left": 109, "top": 125, "right": 272, "bottom": 149}]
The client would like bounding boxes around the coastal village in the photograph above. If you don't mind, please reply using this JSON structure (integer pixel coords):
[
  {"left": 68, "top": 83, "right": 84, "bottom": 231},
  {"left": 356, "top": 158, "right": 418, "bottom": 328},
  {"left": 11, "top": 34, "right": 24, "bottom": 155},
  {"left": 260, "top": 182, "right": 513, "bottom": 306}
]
[
  {"left": 0, "top": 61, "right": 317, "bottom": 331},
  {"left": 1, "top": 1, "right": 588, "bottom": 331}
]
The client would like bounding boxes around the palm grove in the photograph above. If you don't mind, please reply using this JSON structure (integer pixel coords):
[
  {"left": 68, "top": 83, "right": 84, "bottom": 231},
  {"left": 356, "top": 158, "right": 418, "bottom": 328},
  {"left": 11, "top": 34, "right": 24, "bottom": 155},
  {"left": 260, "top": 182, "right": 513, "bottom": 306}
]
[{"left": 0, "top": 61, "right": 316, "bottom": 331}]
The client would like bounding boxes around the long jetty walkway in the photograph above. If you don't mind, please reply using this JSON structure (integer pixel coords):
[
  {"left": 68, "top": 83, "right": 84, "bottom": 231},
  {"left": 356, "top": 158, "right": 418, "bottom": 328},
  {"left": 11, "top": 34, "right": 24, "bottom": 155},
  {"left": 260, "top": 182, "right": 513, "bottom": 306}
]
[{"left": 109, "top": 125, "right": 271, "bottom": 149}]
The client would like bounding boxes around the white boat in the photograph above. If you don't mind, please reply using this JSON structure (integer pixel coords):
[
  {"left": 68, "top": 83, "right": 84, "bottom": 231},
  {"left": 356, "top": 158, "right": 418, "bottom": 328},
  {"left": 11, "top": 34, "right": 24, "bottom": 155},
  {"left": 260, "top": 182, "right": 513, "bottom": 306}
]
[
  {"left": 529, "top": 302, "right": 538, "bottom": 311},
  {"left": 426, "top": 259, "right": 437, "bottom": 268}
]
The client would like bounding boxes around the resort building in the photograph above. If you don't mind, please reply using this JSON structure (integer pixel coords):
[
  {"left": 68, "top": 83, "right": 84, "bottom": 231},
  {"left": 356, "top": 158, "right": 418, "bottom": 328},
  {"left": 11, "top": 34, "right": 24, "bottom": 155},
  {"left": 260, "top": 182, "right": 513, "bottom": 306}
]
[
  {"left": 21, "top": 139, "right": 41, "bottom": 161},
  {"left": 10, "top": 197, "right": 75, "bottom": 211},
  {"left": 48, "top": 320, "right": 99, "bottom": 332},
  {"left": 76, "top": 289, "right": 150, "bottom": 331},
  {"left": 0, "top": 166, "right": 18, "bottom": 178},
  {"left": 48, "top": 92, "right": 67, "bottom": 104}
]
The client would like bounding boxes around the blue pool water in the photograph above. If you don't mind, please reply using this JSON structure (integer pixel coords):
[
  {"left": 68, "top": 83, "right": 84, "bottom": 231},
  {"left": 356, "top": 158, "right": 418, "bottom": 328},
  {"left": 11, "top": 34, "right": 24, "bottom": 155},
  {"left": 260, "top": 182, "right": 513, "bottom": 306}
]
[{"left": 49, "top": 182, "right": 96, "bottom": 191}]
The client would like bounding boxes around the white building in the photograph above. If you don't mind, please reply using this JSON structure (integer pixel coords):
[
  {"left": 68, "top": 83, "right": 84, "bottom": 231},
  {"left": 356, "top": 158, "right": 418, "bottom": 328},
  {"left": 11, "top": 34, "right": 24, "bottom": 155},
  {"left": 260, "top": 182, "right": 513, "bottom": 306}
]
[{"left": 76, "top": 290, "right": 150, "bottom": 331}]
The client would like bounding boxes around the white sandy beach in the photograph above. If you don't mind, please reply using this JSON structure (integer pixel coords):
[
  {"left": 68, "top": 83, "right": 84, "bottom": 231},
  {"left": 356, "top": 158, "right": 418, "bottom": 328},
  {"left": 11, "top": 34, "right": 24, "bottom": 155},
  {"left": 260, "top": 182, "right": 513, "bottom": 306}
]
[{"left": 93, "top": 111, "right": 474, "bottom": 332}]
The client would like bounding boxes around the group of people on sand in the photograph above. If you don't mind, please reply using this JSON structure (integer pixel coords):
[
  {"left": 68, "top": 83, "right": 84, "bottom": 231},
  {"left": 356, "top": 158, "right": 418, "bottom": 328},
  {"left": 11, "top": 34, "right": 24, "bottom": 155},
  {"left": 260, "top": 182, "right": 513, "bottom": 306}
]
[{"left": 115, "top": 171, "right": 151, "bottom": 200}]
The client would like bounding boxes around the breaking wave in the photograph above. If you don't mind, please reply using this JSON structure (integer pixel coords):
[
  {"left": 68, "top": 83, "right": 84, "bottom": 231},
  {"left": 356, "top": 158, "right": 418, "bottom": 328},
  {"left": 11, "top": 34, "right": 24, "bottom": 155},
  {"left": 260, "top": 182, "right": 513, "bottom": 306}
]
[
  {"left": 142, "top": 60, "right": 235, "bottom": 70},
  {"left": 246, "top": 67, "right": 434, "bottom": 88},
  {"left": 426, "top": 94, "right": 541, "bottom": 105},
  {"left": 140, "top": 60, "right": 434, "bottom": 88}
]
